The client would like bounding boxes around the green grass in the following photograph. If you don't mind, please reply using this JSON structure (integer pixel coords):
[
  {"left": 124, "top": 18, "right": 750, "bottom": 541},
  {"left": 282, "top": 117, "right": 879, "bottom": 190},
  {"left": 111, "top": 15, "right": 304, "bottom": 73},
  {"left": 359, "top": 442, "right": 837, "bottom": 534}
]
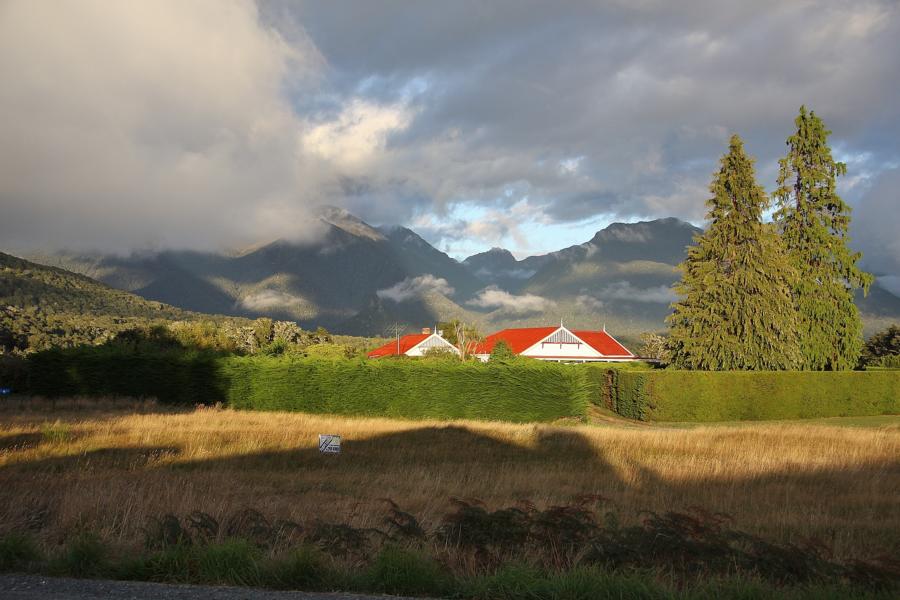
[{"left": 3, "top": 531, "right": 893, "bottom": 599}]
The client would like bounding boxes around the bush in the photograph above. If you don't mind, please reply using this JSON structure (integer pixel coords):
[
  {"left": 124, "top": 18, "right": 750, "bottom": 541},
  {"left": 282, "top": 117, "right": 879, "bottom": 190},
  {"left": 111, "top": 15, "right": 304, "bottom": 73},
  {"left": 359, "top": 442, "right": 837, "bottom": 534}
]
[
  {"left": 601, "top": 369, "right": 900, "bottom": 422},
  {"left": 197, "top": 539, "right": 262, "bottom": 586},
  {"left": 364, "top": 546, "right": 453, "bottom": 597},
  {"left": 26, "top": 347, "right": 226, "bottom": 404},
  {"left": 219, "top": 357, "right": 593, "bottom": 422},
  {"left": 267, "top": 546, "right": 334, "bottom": 591},
  {"left": 0, "top": 532, "right": 41, "bottom": 571},
  {"left": 50, "top": 533, "right": 109, "bottom": 578}
]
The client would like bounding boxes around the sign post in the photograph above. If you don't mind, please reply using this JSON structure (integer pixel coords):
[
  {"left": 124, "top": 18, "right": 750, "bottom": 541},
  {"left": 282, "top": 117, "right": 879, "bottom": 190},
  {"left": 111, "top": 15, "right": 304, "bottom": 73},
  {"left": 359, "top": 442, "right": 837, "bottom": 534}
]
[{"left": 318, "top": 434, "right": 341, "bottom": 454}]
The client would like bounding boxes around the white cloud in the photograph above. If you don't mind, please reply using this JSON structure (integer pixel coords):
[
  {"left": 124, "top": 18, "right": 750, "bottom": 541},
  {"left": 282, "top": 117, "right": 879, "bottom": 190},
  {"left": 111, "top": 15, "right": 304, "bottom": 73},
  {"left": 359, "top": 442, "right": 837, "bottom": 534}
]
[
  {"left": 376, "top": 274, "right": 454, "bottom": 302},
  {"left": 240, "top": 289, "right": 305, "bottom": 311},
  {"left": 576, "top": 294, "right": 605, "bottom": 311},
  {"left": 597, "top": 281, "right": 677, "bottom": 303},
  {"left": 468, "top": 286, "right": 555, "bottom": 314},
  {"left": 0, "top": 0, "right": 411, "bottom": 254},
  {"left": 302, "top": 99, "right": 413, "bottom": 170}
]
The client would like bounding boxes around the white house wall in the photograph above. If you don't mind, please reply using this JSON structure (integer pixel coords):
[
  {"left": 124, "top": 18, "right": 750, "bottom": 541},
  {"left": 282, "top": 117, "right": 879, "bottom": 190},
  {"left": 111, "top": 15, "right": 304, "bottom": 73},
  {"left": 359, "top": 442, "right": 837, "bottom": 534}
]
[{"left": 521, "top": 337, "right": 604, "bottom": 360}]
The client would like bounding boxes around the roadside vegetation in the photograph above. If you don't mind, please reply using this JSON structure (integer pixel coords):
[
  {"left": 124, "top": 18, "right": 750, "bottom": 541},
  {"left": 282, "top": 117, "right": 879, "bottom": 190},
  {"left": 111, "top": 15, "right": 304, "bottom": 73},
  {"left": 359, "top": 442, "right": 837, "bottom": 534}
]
[
  {"left": 0, "top": 405, "right": 897, "bottom": 597},
  {"left": 0, "top": 406, "right": 897, "bottom": 559}
]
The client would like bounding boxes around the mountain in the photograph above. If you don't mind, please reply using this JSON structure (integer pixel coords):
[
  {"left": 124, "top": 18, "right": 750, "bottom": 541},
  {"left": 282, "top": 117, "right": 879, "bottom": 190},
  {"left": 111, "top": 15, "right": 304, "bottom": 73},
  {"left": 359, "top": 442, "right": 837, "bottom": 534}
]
[
  {"left": 0, "top": 251, "right": 195, "bottom": 353},
  {"left": 462, "top": 248, "right": 551, "bottom": 292},
  {"left": 27, "top": 207, "right": 484, "bottom": 335},
  {"left": 380, "top": 226, "right": 486, "bottom": 299},
  {"left": 19, "top": 210, "right": 899, "bottom": 339},
  {"left": 457, "top": 218, "right": 702, "bottom": 340}
]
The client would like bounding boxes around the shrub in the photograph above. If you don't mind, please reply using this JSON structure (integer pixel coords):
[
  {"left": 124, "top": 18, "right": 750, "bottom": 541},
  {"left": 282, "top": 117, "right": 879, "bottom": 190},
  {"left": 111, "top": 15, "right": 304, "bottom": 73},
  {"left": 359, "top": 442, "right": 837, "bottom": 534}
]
[
  {"left": 267, "top": 546, "right": 334, "bottom": 591},
  {"left": 219, "top": 357, "right": 592, "bottom": 422},
  {"left": 0, "top": 532, "right": 41, "bottom": 571},
  {"left": 490, "top": 340, "right": 516, "bottom": 361},
  {"left": 598, "top": 368, "right": 899, "bottom": 422},
  {"left": 50, "top": 533, "right": 109, "bottom": 578},
  {"left": 364, "top": 546, "right": 453, "bottom": 597},
  {"left": 196, "top": 539, "right": 262, "bottom": 586}
]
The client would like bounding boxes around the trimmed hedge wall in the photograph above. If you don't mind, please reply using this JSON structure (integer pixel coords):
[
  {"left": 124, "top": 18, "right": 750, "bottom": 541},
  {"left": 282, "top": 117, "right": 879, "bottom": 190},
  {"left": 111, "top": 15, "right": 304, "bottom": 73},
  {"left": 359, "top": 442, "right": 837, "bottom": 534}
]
[
  {"left": 219, "top": 356, "right": 593, "bottom": 421},
  {"left": 26, "top": 348, "right": 224, "bottom": 404},
  {"left": 21, "top": 350, "right": 592, "bottom": 423},
  {"left": 601, "top": 368, "right": 900, "bottom": 422},
  {"left": 14, "top": 348, "right": 900, "bottom": 423}
]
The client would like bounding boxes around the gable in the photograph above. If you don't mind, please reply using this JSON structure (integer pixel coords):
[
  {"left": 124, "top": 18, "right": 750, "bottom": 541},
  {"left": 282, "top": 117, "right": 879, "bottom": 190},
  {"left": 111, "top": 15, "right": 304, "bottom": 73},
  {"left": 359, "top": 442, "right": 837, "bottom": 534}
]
[
  {"left": 521, "top": 326, "right": 603, "bottom": 359},
  {"left": 409, "top": 333, "right": 459, "bottom": 355},
  {"left": 367, "top": 333, "right": 429, "bottom": 358}
]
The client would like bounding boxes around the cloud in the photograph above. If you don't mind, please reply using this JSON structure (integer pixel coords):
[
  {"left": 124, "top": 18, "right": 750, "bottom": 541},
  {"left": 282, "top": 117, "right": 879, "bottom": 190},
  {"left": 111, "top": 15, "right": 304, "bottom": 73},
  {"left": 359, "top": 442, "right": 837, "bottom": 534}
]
[
  {"left": 1, "top": 0, "right": 898, "bottom": 290},
  {"left": 597, "top": 281, "right": 677, "bottom": 304},
  {"left": 468, "top": 286, "right": 555, "bottom": 314},
  {"left": 474, "top": 267, "right": 537, "bottom": 281},
  {"left": 302, "top": 99, "right": 413, "bottom": 169},
  {"left": 576, "top": 294, "right": 605, "bottom": 312},
  {"left": 270, "top": 0, "right": 900, "bottom": 261},
  {"left": 853, "top": 167, "right": 900, "bottom": 285},
  {"left": 376, "top": 274, "right": 454, "bottom": 302},
  {"left": 240, "top": 289, "right": 305, "bottom": 311},
  {"left": 0, "top": 0, "right": 409, "bottom": 253}
]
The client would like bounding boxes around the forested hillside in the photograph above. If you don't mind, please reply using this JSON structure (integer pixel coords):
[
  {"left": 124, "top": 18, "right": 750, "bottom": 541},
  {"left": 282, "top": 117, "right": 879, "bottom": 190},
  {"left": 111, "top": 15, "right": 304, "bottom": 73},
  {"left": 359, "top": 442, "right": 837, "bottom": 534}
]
[{"left": 0, "top": 251, "right": 196, "bottom": 353}]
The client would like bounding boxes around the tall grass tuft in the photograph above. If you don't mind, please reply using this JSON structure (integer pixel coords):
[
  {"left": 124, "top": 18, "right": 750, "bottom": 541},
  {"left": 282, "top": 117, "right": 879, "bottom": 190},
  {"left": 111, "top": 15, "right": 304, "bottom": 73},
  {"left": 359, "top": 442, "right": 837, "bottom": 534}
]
[
  {"left": 196, "top": 539, "right": 263, "bottom": 586},
  {"left": 49, "top": 533, "right": 108, "bottom": 578},
  {"left": 0, "top": 532, "right": 41, "bottom": 571},
  {"left": 364, "top": 546, "right": 453, "bottom": 597}
]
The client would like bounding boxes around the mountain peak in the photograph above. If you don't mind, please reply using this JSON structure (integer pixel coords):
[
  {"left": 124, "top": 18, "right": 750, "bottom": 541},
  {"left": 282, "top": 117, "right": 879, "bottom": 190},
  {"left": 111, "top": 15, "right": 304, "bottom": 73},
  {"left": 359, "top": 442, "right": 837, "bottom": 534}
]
[
  {"left": 463, "top": 247, "right": 516, "bottom": 265},
  {"left": 315, "top": 205, "right": 385, "bottom": 241},
  {"left": 589, "top": 217, "right": 700, "bottom": 247}
]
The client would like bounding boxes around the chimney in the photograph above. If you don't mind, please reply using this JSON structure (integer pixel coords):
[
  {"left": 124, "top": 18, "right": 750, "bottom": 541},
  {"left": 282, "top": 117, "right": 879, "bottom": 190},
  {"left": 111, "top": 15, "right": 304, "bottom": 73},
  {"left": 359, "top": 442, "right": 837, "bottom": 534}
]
[{"left": 421, "top": 327, "right": 432, "bottom": 335}]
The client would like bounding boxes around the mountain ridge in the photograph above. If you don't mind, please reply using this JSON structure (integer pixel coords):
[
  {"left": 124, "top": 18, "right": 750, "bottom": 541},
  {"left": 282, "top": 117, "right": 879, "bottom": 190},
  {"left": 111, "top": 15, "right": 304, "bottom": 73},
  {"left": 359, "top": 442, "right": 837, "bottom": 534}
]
[{"left": 15, "top": 210, "right": 899, "bottom": 338}]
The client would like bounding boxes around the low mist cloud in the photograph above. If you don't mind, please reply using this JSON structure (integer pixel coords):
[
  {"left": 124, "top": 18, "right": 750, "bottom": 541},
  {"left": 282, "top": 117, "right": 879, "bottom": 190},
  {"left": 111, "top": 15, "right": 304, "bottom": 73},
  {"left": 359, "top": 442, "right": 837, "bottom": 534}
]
[
  {"left": 597, "top": 282, "right": 677, "bottom": 304},
  {"left": 376, "top": 274, "right": 454, "bottom": 303},
  {"left": 240, "top": 289, "right": 306, "bottom": 312},
  {"left": 468, "top": 286, "right": 555, "bottom": 314}
]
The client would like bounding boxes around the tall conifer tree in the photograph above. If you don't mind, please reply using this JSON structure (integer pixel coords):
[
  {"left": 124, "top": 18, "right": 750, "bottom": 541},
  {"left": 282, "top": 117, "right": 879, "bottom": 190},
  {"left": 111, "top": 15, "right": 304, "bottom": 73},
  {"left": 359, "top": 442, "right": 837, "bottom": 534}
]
[
  {"left": 668, "top": 135, "right": 800, "bottom": 370},
  {"left": 774, "top": 106, "right": 872, "bottom": 370}
]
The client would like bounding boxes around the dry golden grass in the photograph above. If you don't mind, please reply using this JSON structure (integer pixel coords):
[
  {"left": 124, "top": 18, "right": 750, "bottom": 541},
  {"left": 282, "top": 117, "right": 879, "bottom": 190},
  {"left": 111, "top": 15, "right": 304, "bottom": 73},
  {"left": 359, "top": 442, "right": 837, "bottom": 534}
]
[{"left": 0, "top": 400, "right": 897, "bottom": 559}]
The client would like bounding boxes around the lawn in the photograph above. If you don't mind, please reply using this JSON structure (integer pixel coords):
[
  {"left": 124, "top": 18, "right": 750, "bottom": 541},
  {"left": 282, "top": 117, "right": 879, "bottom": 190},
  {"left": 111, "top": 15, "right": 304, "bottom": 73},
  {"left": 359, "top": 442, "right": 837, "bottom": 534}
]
[{"left": 1, "top": 399, "right": 897, "bottom": 563}]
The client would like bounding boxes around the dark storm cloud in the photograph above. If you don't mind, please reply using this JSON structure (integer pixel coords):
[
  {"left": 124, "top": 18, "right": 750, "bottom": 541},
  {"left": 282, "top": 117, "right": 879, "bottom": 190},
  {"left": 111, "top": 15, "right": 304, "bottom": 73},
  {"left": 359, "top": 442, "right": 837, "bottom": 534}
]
[
  {"left": 1, "top": 0, "right": 898, "bottom": 274},
  {"left": 265, "top": 0, "right": 900, "bottom": 231}
]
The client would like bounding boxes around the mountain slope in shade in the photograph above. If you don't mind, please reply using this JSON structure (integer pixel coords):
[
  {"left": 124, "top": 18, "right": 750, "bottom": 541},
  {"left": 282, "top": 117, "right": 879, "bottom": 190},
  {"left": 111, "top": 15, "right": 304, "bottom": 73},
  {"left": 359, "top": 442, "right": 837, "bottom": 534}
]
[
  {"left": 19, "top": 210, "right": 899, "bottom": 338},
  {"left": 25, "top": 207, "right": 486, "bottom": 333},
  {"left": 462, "top": 248, "right": 551, "bottom": 292},
  {"left": 381, "top": 226, "right": 486, "bottom": 299}
]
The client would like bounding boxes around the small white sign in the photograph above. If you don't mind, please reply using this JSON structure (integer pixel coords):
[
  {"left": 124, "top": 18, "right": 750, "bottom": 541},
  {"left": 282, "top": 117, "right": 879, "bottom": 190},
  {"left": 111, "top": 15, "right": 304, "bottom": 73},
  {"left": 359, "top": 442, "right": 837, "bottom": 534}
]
[{"left": 318, "top": 434, "right": 341, "bottom": 454}]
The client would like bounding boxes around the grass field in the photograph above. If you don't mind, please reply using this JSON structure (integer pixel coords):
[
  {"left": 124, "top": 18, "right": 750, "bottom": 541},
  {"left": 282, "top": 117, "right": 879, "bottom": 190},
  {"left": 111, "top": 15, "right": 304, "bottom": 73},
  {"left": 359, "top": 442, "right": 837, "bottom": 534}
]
[{"left": 1, "top": 399, "right": 897, "bottom": 564}]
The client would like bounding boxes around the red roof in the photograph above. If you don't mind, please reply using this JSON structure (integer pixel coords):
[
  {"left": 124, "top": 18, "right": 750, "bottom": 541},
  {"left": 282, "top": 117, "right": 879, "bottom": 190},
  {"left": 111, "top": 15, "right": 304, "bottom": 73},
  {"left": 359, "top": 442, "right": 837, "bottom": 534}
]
[
  {"left": 571, "top": 330, "right": 633, "bottom": 356},
  {"left": 475, "top": 326, "right": 633, "bottom": 357},
  {"left": 368, "top": 333, "right": 430, "bottom": 358},
  {"left": 475, "top": 327, "right": 557, "bottom": 355}
]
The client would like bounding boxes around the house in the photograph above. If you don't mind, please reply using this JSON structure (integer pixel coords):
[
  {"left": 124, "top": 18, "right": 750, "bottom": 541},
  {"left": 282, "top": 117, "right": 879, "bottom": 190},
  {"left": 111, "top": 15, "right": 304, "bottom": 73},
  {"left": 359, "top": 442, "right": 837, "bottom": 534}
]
[
  {"left": 473, "top": 324, "right": 638, "bottom": 363},
  {"left": 367, "top": 327, "right": 460, "bottom": 358}
]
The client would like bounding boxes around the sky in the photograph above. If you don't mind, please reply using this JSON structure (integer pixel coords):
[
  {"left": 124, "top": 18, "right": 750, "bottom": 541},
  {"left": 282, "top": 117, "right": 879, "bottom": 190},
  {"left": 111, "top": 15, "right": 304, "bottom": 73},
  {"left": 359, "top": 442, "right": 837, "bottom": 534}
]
[{"left": 1, "top": 0, "right": 898, "bottom": 287}]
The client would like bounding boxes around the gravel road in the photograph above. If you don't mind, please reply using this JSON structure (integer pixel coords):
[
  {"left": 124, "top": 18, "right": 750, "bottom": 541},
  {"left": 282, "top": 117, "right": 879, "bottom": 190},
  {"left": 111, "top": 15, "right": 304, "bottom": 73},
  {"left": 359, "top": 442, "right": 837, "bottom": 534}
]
[{"left": 0, "top": 574, "right": 425, "bottom": 600}]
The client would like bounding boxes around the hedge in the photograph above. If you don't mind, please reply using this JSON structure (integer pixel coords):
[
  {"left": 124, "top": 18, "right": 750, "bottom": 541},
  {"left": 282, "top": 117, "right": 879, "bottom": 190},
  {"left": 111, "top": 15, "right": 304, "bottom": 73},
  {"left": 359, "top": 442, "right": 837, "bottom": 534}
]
[
  {"left": 218, "top": 356, "right": 592, "bottom": 421},
  {"left": 602, "top": 368, "right": 900, "bottom": 422},
  {"left": 14, "top": 348, "right": 900, "bottom": 423},
  {"left": 26, "top": 348, "right": 224, "bottom": 404},
  {"left": 21, "top": 350, "right": 593, "bottom": 423}
]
